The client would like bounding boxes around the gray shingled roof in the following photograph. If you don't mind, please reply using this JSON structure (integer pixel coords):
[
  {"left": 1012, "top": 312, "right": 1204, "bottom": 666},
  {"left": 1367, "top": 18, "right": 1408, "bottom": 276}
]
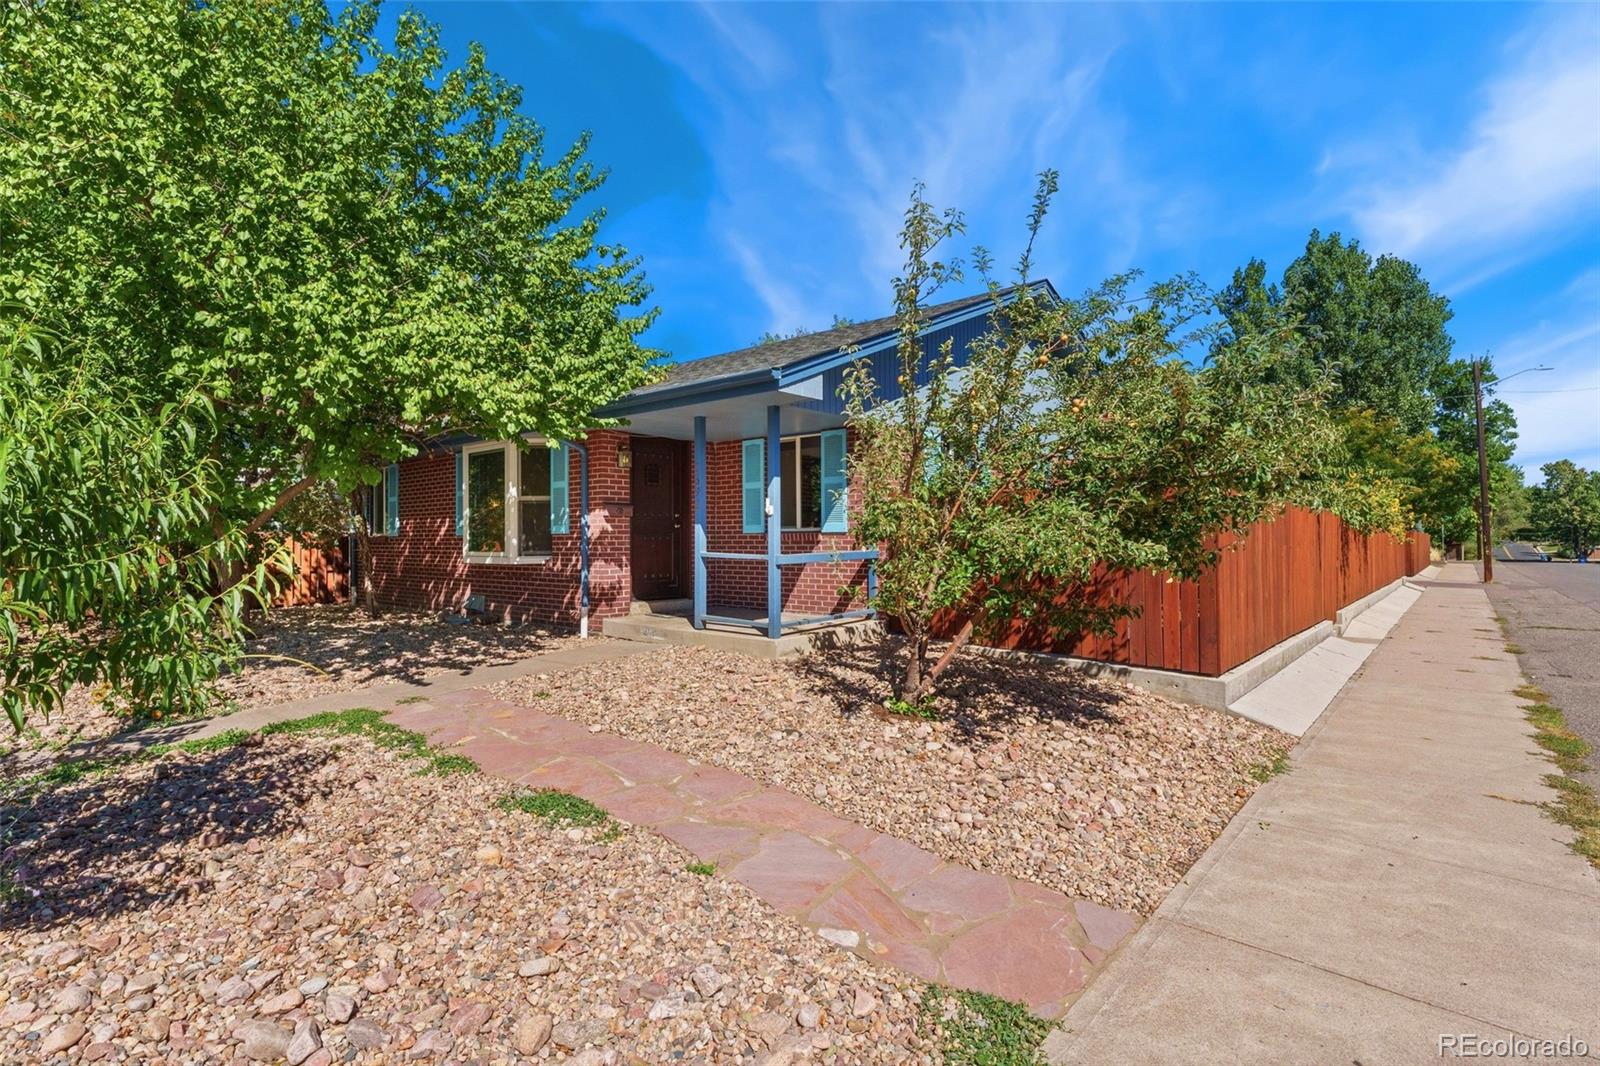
[{"left": 633, "top": 285, "right": 1024, "bottom": 397}]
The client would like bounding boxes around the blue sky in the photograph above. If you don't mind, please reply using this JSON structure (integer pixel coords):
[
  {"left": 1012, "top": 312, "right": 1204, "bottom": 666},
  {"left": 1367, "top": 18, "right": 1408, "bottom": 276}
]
[{"left": 401, "top": 2, "right": 1599, "bottom": 479}]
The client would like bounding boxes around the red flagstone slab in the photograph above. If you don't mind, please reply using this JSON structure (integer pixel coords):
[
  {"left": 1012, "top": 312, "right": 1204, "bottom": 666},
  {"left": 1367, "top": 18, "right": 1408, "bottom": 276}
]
[
  {"left": 711, "top": 788, "right": 859, "bottom": 840},
  {"left": 1072, "top": 900, "right": 1138, "bottom": 952},
  {"left": 600, "top": 783, "right": 688, "bottom": 825},
  {"left": 460, "top": 738, "right": 544, "bottom": 778},
  {"left": 653, "top": 819, "right": 761, "bottom": 863},
  {"left": 940, "top": 906, "right": 1088, "bottom": 1011},
  {"left": 408, "top": 686, "right": 1139, "bottom": 1019},
  {"left": 808, "top": 873, "right": 929, "bottom": 947},
  {"left": 872, "top": 935, "right": 943, "bottom": 982},
  {"left": 854, "top": 833, "right": 942, "bottom": 892},
  {"left": 598, "top": 747, "right": 691, "bottom": 787},
  {"left": 675, "top": 764, "right": 761, "bottom": 804},
  {"left": 728, "top": 832, "right": 853, "bottom": 915},
  {"left": 518, "top": 757, "right": 626, "bottom": 798},
  {"left": 901, "top": 865, "right": 1014, "bottom": 923}
]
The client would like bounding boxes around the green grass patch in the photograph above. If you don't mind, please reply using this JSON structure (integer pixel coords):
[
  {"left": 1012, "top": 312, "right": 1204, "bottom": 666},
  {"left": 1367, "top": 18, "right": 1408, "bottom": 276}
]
[
  {"left": 496, "top": 788, "right": 612, "bottom": 828},
  {"left": 685, "top": 861, "right": 716, "bottom": 877},
  {"left": 12, "top": 709, "right": 473, "bottom": 799},
  {"left": 261, "top": 709, "right": 476, "bottom": 775},
  {"left": 886, "top": 696, "right": 940, "bottom": 721},
  {"left": 919, "top": 985, "right": 1050, "bottom": 1066},
  {"left": 1515, "top": 682, "right": 1550, "bottom": 703},
  {"left": 1247, "top": 747, "right": 1292, "bottom": 783},
  {"left": 1520, "top": 691, "right": 1600, "bottom": 870},
  {"left": 1504, "top": 643, "right": 1524, "bottom": 656}
]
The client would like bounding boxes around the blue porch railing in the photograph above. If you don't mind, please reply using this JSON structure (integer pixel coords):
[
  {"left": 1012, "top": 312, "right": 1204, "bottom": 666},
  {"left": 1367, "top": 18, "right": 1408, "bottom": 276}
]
[
  {"left": 696, "top": 548, "right": 879, "bottom": 637},
  {"left": 691, "top": 408, "right": 879, "bottom": 639}
]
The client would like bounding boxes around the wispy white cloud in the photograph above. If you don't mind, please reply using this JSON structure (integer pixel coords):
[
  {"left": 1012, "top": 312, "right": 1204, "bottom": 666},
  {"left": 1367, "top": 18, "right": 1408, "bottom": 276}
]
[
  {"left": 616, "top": 4, "right": 1177, "bottom": 335},
  {"left": 1343, "top": 8, "right": 1600, "bottom": 284}
]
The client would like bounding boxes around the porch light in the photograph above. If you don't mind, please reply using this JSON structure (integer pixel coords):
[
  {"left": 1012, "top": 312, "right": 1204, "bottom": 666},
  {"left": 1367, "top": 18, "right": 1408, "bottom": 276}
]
[{"left": 616, "top": 442, "right": 632, "bottom": 470}]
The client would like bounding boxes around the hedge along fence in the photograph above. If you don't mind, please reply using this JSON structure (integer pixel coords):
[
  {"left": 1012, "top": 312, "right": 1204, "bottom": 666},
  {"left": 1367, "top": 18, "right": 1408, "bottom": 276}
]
[
  {"left": 949, "top": 506, "right": 1432, "bottom": 677},
  {"left": 267, "top": 538, "right": 349, "bottom": 608}
]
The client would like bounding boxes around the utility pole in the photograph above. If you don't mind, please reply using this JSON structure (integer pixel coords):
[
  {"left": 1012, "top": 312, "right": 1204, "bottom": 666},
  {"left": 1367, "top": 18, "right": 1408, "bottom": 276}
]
[{"left": 1473, "top": 357, "right": 1493, "bottom": 583}]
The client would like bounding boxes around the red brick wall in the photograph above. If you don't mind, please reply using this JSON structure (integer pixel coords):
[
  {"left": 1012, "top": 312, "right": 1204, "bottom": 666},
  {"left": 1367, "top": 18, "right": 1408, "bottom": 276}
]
[
  {"left": 363, "top": 430, "right": 632, "bottom": 627},
  {"left": 696, "top": 437, "right": 870, "bottom": 618},
  {"left": 364, "top": 427, "right": 870, "bottom": 626}
]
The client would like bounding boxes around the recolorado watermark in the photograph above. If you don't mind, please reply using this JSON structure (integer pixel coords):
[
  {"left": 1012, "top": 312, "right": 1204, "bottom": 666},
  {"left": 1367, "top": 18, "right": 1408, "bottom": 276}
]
[{"left": 1439, "top": 1034, "right": 1590, "bottom": 1058}]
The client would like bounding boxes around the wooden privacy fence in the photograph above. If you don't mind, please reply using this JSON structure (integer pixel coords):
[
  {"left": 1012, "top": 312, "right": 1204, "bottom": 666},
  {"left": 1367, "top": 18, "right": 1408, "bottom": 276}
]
[
  {"left": 966, "top": 507, "right": 1431, "bottom": 677},
  {"left": 268, "top": 538, "right": 349, "bottom": 607}
]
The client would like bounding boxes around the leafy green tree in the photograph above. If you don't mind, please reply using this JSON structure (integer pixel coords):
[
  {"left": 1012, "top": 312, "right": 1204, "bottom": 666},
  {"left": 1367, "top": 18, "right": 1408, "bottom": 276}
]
[
  {"left": 0, "top": 0, "right": 659, "bottom": 721},
  {"left": 1531, "top": 461, "right": 1600, "bottom": 559},
  {"left": 0, "top": 314, "right": 274, "bottom": 730},
  {"left": 844, "top": 176, "right": 1399, "bottom": 700},
  {"left": 1216, "top": 232, "right": 1516, "bottom": 553},
  {"left": 1216, "top": 231, "right": 1455, "bottom": 434},
  {"left": 0, "top": 0, "right": 658, "bottom": 551}
]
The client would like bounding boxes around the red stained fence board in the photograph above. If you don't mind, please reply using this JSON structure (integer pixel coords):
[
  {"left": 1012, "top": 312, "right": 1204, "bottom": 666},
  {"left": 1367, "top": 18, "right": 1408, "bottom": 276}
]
[{"left": 943, "top": 506, "right": 1431, "bottom": 677}]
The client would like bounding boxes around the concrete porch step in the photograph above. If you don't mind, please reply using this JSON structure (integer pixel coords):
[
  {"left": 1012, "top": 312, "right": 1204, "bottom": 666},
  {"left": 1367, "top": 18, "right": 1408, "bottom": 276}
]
[{"left": 630, "top": 597, "right": 693, "bottom": 617}]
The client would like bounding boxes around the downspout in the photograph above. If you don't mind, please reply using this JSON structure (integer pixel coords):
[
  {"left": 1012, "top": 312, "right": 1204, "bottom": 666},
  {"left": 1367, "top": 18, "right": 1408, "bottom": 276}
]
[{"left": 566, "top": 441, "right": 592, "bottom": 638}]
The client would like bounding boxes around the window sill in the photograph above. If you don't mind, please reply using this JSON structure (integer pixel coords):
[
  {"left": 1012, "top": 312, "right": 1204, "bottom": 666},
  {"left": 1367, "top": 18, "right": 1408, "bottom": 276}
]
[{"left": 464, "top": 554, "right": 552, "bottom": 566}]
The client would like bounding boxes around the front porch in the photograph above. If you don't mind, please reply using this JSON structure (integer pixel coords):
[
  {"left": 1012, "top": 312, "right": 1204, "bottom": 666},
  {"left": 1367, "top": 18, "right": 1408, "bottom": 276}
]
[
  {"left": 603, "top": 599, "right": 882, "bottom": 658},
  {"left": 610, "top": 390, "right": 880, "bottom": 644}
]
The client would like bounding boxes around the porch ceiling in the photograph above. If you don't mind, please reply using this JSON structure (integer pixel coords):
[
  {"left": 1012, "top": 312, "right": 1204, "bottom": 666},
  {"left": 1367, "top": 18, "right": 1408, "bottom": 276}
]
[{"left": 614, "top": 385, "right": 846, "bottom": 442}]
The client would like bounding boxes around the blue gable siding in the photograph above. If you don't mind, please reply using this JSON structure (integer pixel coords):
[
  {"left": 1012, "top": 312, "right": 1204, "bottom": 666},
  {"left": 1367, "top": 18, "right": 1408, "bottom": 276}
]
[{"left": 793, "top": 313, "right": 997, "bottom": 416}]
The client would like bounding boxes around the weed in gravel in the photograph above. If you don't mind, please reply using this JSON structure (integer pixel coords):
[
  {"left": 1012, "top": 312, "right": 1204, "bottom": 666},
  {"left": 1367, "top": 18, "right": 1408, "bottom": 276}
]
[
  {"left": 685, "top": 861, "right": 716, "bottom": 876},
  {"left": 1248, "top": 748, "right": 1292, "bottom": 783},
  {"left": 919, "top": 984, "right": 1050, "bottom": 1065},
  {"left": 496, "top": 788, "right": 612, "bottom": 828},
  {"left": 886, "top": 697, "right": 940, "bottom": 721}
]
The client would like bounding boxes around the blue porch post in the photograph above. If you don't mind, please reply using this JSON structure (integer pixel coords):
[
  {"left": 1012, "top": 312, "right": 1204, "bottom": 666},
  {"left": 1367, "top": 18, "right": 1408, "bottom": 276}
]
[
  {"left": 692, "top": 415, "right": 707, "bottom": 630},
  {"left": 765, "top": 404, "right": 782, "bottom": 639}
]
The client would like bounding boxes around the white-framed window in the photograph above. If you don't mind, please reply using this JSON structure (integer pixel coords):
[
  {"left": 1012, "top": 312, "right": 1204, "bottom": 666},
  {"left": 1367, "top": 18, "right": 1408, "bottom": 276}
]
[
  {"left": 463, "top": 440, "right": 562, "bottom": 563},
  {"left": 742, "top": 429, "right": 847, "bottom": 534}
]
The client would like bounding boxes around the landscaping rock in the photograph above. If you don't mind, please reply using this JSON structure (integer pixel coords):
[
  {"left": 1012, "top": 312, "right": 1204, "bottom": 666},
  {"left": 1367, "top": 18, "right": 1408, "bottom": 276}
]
[
  {"left": 513, "top": 1013, "right": 552, "bottom": 1055},
  {"left": 491, "top": 641, "right": 1290, "bottom": 914},
  {"left": 239, "top": 1019, "right": 292, "bottom": 1061},
  {"left": 518, "top": 956, "right": 561, "bottom": 977},
  {"left": 286, "top": 1018, "right": 321, "bottom": 1066},
  {"left": 40, "top": 1021, "right": 87, "bottom": 1056},
  {"left": 0, "top": 715, "right": 939, "bottom": 1065}
]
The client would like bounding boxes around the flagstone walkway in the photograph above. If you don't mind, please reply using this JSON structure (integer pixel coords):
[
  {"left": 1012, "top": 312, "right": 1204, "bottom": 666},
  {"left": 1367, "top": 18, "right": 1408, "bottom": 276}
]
[{"left": 386, "top": 687, "right": 1138, "bottom": 1018}]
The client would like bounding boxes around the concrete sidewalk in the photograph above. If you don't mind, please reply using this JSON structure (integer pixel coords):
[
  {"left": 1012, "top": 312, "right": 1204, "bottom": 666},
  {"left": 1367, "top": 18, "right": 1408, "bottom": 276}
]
[
  {"left": 1229, "top": 574, "right": 1426, "bottom": 736},
  {"left": 1045, "top": 562, "right": 1600, "bottom": 1065}
]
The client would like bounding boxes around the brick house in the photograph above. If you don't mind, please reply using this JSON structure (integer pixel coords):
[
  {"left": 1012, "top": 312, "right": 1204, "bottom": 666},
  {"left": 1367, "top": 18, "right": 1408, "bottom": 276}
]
[{"left": 361, "top": 283, "right": 1049, "bottom": 639}]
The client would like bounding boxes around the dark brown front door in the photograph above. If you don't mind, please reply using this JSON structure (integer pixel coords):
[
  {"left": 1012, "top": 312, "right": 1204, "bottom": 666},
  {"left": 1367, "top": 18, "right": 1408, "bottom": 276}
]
[{"left": 630, "top": 437, "right": 684, "bottom": 599}]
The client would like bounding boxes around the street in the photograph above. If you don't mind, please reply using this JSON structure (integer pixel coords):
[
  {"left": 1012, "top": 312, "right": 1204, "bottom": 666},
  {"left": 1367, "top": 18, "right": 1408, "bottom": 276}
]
[{"left": 1489, "top": 542, "right": 1600, "bottom": 789}]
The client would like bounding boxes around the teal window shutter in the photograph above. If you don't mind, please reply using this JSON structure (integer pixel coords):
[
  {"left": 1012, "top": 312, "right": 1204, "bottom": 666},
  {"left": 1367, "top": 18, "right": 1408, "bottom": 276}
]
[
  {"left": 820, "top": 429, "right": 848, "bottom": 533},
  {"left": 549, "top": 444, "right": 569, "bottom": 535},
  {"left": 454, "top": 451, "right": 465, "bottom": 537},
  {"left": 741, "top": 439, "right": 765, "bottom": 534},
  {"left": 384, "top": 464, "right": 399, "bottom": 536}
]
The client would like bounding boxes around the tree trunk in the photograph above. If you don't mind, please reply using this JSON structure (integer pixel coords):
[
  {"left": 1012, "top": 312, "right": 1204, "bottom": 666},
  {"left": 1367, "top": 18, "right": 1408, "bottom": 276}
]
[
  {"left": 899, "top": 621, "right": 928, "bottom": 699},
  {"left": 350, "top": 491, "right": 379, "bottom": 618},
  {"left": 913, "top": 616, "right": 974, "bottom": 702}
]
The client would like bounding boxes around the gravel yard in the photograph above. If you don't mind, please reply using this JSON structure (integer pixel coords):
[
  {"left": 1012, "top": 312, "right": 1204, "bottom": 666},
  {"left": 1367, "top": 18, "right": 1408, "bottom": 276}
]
[
  {"left": 0, "top": 726, "right": 939, "bottom": 1064},
  {"left": 491, "top": 642, "right": 1291, "bottom": 915},
  {"left": 216, "top": 605, "right": 585, "bottom": 707},
  {"left": 2, "top": 606, "right": 582, "bottom": 780}
]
